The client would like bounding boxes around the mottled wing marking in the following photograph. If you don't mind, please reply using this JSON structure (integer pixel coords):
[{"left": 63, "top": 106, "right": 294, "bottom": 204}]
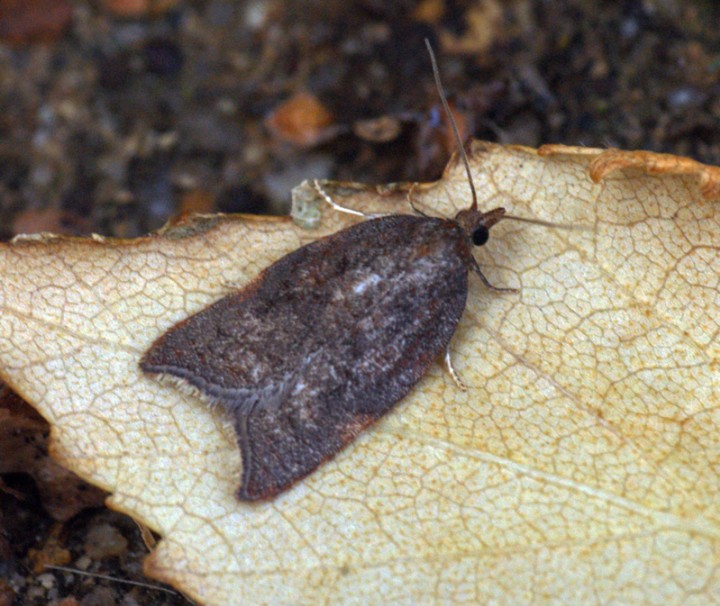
[{"left": 142, "top": 215, "right": 470, "bottom": 500}]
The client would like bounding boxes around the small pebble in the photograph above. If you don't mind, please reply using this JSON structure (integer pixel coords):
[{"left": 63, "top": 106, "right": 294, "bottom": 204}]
[{"left": 35, "top": 573, "right": 55, "bottom": 589}]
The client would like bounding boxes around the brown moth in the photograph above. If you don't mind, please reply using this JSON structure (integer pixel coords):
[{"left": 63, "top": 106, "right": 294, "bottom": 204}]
[{"left": 141, "top": 41, "right": 557, "bottom": 501}]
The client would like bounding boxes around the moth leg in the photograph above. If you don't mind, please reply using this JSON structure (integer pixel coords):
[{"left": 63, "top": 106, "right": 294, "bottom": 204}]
[
  {"left": 406, "top": 183, "right": 431, "bottom": 218},
  {"left": 468, "top": 254, "right": 518, "bottom": 293},
  {"left": 444, "top": 345, "right": 467, "bottom": 391},
  {"left": 313, "top": 180, "right": 389, "bottom": 219}
]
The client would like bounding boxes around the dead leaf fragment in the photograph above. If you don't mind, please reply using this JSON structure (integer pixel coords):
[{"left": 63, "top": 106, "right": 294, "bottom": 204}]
[
  {"left": 12, "top": 208, "right": 90, "bottom": 238},
  {"left": 353, "top": 116, "right": 402, "bottom": 143},
  {"left": 84, "top": 523, "right": 129, "bottom": 560},
  {"left": 101, "top": 0, "right": 179, "bottom": 18},
  {"left": 0, "top": 580, "right": 14, "bottom": 606},
  {"left": 27, "top": 524, "right": 71, "bottom": 574},
  {"left": 1, "top": 142, "right": 719, "bottom": 605},
  {"left": 414, "top": 0, "right": 503, "bottom": 54},
  {"left": 539, "top": 144, "right": 720, "bottom": 199},
  {"left": 0, "top": 0, "right": 73, "bottom": 45},
  {"left": 178, "top": 190, "right": 216, "bottom": 215},
  {"left": 0, "top": 387, "right": 106, "bottom": 520},
  {"left": 438, "top": 0, "right": 503, "bottom": 55},
  {"left": 417, "top": 100, "right": 473, "bottom": 180},
  {"left": 265, "top": 91, "right": 336, "bottom": 147}
]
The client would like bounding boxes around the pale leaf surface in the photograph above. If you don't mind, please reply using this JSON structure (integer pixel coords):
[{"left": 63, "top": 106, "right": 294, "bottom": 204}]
[{"left": 0, "top": 142, "right": 718, "bottom": 605}]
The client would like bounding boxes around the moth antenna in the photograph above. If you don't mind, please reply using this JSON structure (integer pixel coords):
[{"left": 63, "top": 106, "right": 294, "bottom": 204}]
[
  {"left": 406, "top": 182, "right": 431, "bottom": 217},
  {"left": 468, "top": 252, "right": 518, "bottom": 293},
  {"left": 444, "top": 345, "right": 467, "bottom": 391},
  {"left": 312, "top": 180, "right": 388, "bottom": 219},
  {"left": 502, "top": 214, "right": 593, "bottom": 232},
  {"left": 425, "top": 38, "right": 478, "bottom": 212},
  {"left": 425, "top": 40, "right": 591, "bottom": 235}
]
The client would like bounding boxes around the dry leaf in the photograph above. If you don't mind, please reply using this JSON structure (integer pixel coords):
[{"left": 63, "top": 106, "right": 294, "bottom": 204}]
[
  {"left": 0, "top": 142, "right": 719, "bottom": 605},
  {"left": 0, "top": 386, "right": 106, "bottom": 520}
]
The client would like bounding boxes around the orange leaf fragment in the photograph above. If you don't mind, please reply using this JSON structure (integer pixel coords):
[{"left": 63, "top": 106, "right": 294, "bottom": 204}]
[
  {"left": 539, "top": 144, "right": 720, "bottom": 200},
  {"left": 266, "top": 91, "right": 336, "bottom": 147},
  {"left": 27, "top": 524, "right": 71, "bottom": 574}
]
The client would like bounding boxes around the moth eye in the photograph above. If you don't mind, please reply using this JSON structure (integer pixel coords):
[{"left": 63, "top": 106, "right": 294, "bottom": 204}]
[{"left": 472, "top": 225, "right": 489, "bottom": 246}]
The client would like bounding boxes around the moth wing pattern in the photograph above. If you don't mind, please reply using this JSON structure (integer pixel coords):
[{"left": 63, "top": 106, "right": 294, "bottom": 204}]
[{"left": 142, "top": 215, "right": 471, "bottom": 500}]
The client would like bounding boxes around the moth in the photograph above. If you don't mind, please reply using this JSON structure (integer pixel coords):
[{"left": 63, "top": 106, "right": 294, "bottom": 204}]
[{"left": 141, "top": 41, "right": 557, "bottom": 501}]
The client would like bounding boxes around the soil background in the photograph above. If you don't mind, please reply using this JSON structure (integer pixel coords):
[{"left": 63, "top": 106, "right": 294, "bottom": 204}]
[{"left": 0, "top": 1, "right": 719, "bottom": 604}]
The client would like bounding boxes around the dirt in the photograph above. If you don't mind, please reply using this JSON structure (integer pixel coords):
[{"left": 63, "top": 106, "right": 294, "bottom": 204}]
[{"left": 0, "top": 0, "right": 718, "bottom": 604}]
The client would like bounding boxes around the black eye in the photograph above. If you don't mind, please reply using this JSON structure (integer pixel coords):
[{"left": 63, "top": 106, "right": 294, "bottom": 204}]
[{"left": 472, "top": 225, "right": 489, "bottom": 246}]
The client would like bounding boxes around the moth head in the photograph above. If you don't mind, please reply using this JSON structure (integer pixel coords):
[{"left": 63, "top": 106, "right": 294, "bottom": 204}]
[
  {"left": 454, "top": 207, "right": 507, "bottom": 247},
  {"left": 426, "top": 39, "right": 587, "bottom": 249}
]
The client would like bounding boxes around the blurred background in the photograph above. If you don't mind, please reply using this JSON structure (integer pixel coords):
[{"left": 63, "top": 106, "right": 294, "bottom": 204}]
[
  {"left": 1, "top": 1, "right": 720, "bottom": 604},
  {"left": 0, "top": 0, "right": 718, "bottom": 240}
]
